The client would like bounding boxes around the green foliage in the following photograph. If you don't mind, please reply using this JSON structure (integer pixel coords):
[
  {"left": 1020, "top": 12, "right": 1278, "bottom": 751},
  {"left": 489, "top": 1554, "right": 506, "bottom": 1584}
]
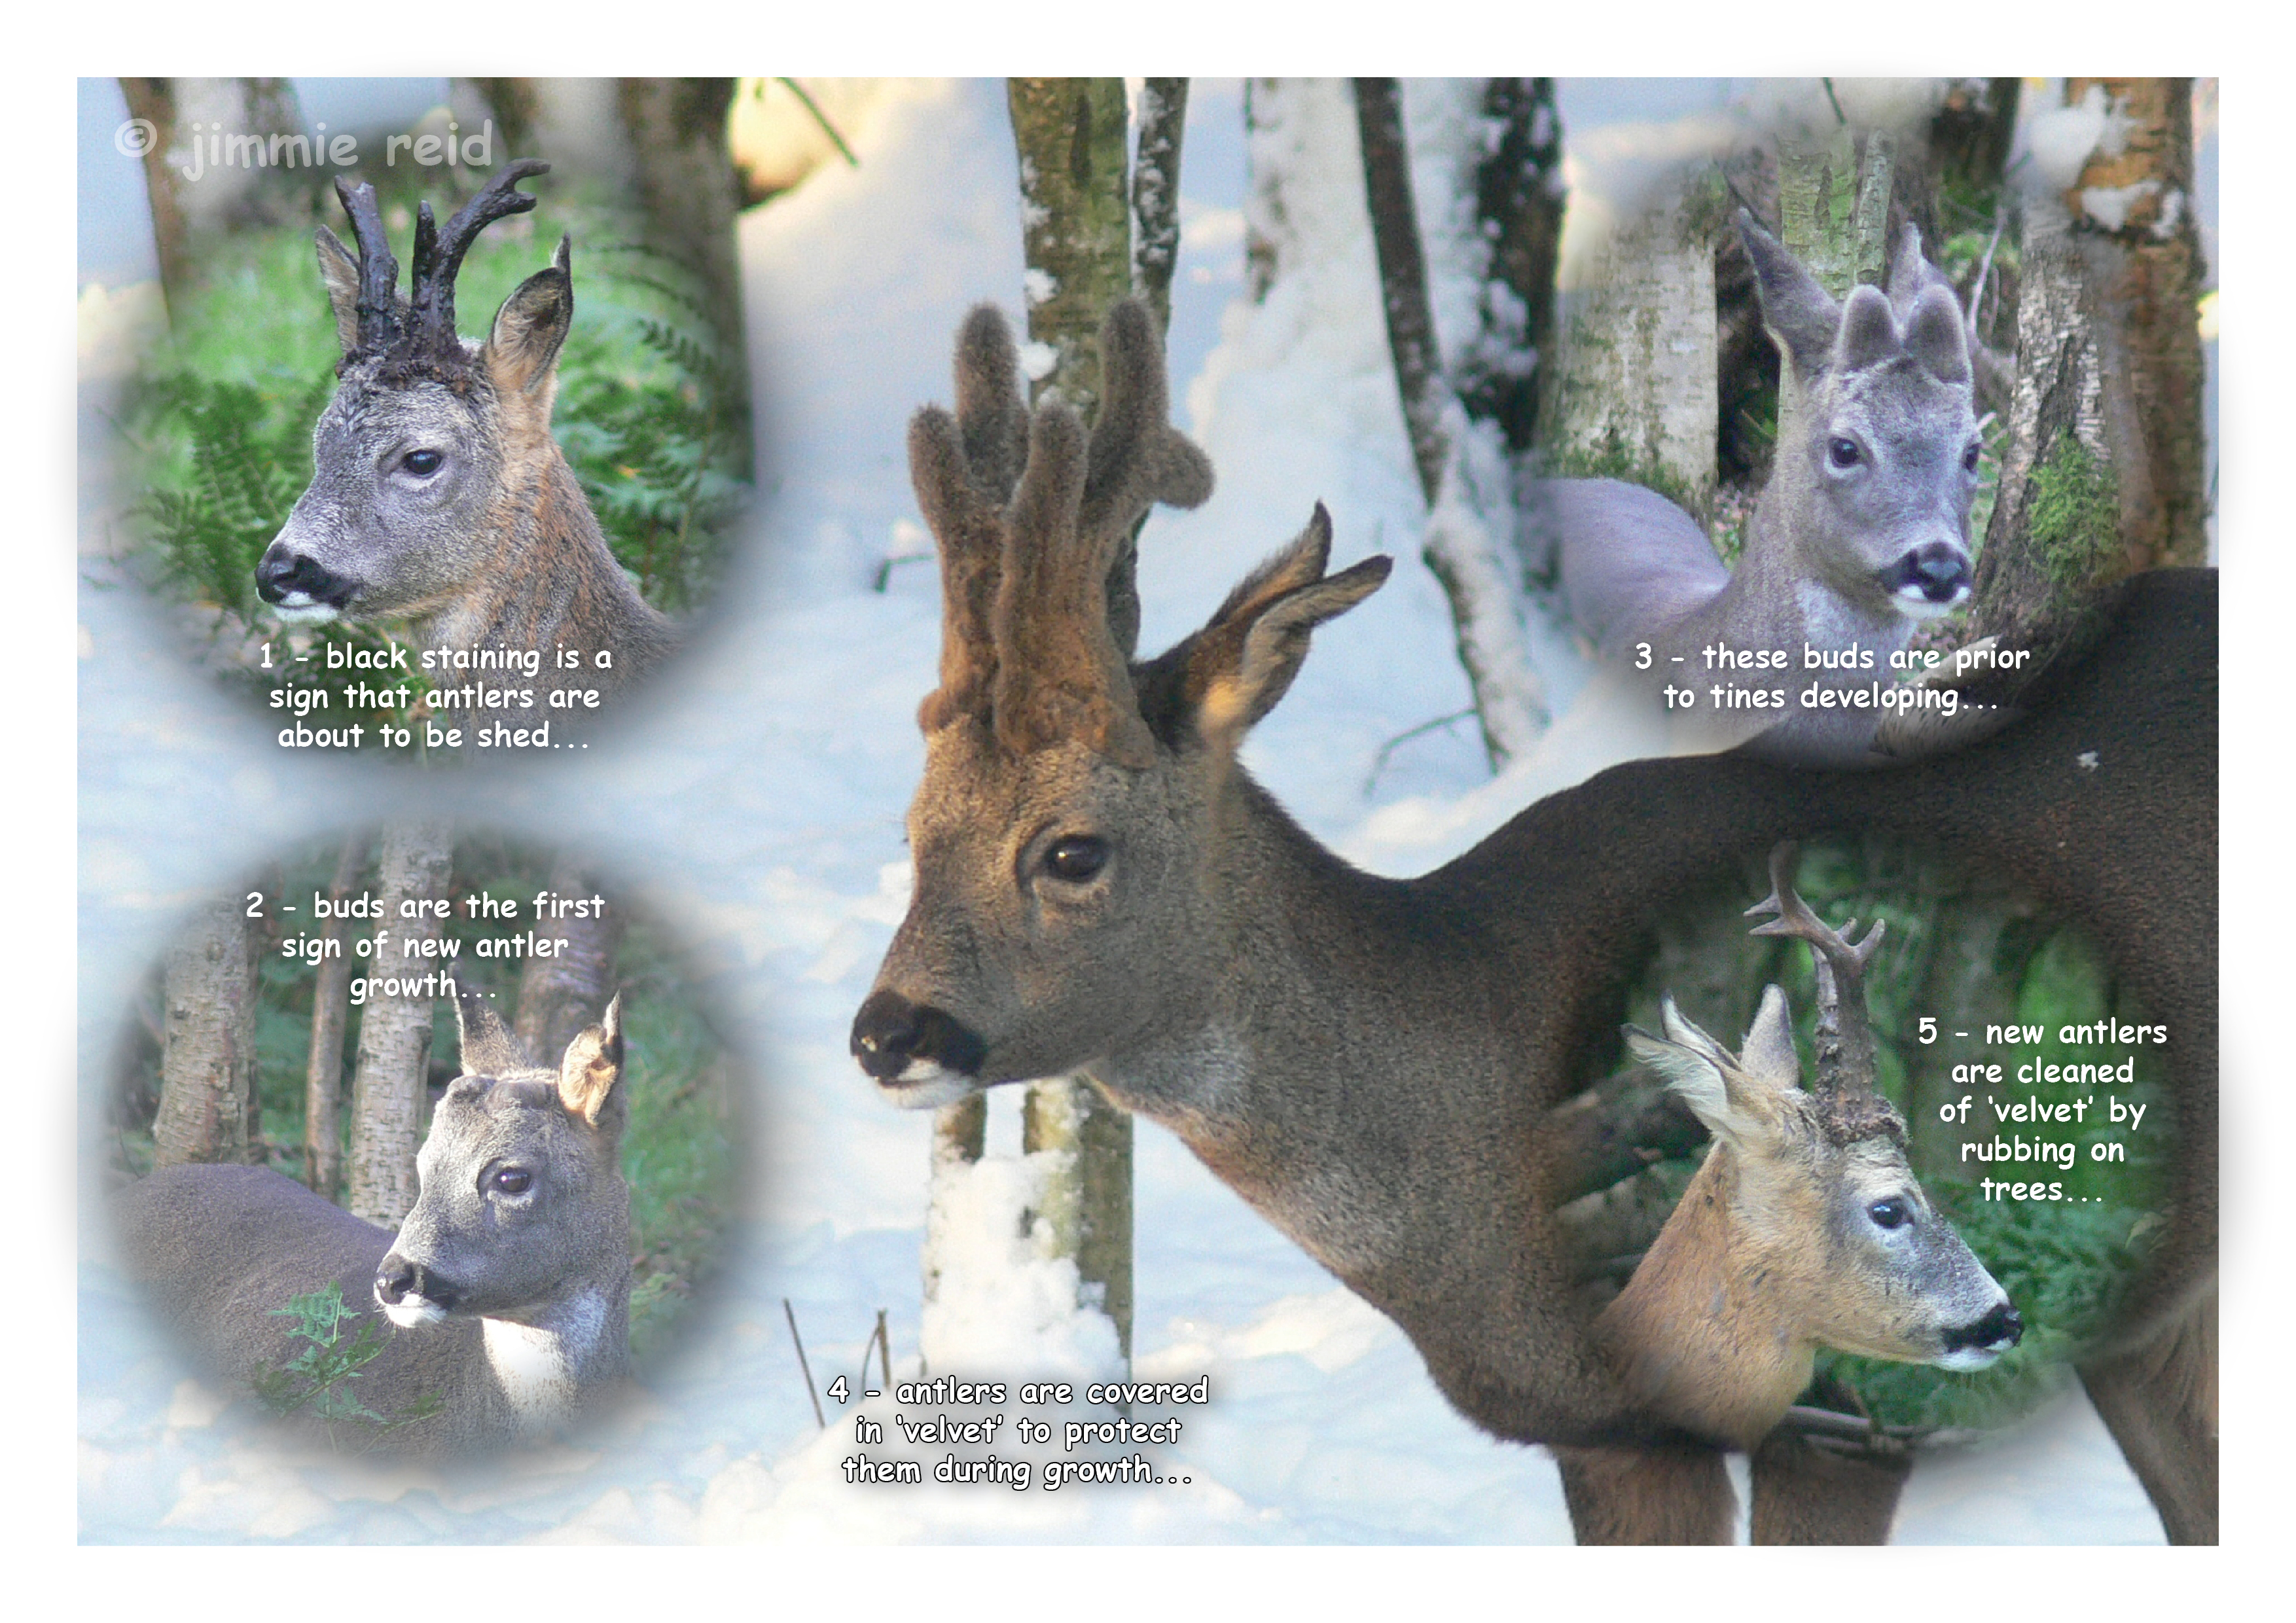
[
  {"left": 117, "top": 190, "right": 747, "bottom": 745},
  {"left": 2028, "top": 430, "right": 2121, "bottom": 588},
  {"left": 251, "top": 1280, "right": 442, "bottom": 1438}
]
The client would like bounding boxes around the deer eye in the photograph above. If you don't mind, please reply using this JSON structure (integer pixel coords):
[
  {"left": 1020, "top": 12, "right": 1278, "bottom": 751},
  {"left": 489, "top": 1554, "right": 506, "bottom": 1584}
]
[
  {"left": 490, "top": 1167, "right": 533, "bottom": 1196},
  {"left": 1041, "top": 836, "right": 1109, "bottom": 884},
  {"left": 401, "top": 449, "right": 444, "bottom": 476},
  {"left": 1827, "top": 437, "right": 1861, "bottom": 470},
  {"left": 1867, "top": 1197, "right": 1912, "bottom": 1230},
  {"left": 1962, "top": 442, "right": 1982, "bottom": 474}
]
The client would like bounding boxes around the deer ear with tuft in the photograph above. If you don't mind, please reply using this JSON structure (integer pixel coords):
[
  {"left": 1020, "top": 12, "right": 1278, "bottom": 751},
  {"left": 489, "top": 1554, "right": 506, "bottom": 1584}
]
[
  {"left": 452, "top": 976, "right": 534, "bottom": 1076},
  {"left": 557, "top": 992, "right": 626, "bottom": 1131},
  {"left": 315, "top": 226, "right": 365, "bottom": 357},
  {"left": 486, "top": 236, "right": 576, "bottom": 399},
  {"left": 1739, "top": 210, "right": 1842, "bottom": 382},
  {"left": 1153, "top": 503, "right": 1391, "bottom": 756}
]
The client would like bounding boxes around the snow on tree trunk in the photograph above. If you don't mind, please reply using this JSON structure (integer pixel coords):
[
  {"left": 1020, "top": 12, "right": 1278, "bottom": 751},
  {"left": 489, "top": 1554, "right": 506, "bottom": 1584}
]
[
  {"left": 515, "top": 851, "right": 624, "bottom": 1066},
  {"left": 1132, "top": 79, "right": 1189, "bottom": 338},
  {"left": 344, "top": 819, "right": 453, "bottom": 1227},
  {"left": 151, "top": 893, "right": 262, "bottom": 1167},
  {"left": 1355, "top": 77, "right": 1546, "bottom": 770},
  {"left": 1537, "top": 174, "right": 1720, "bottom": 527},
  {"left": 301, "top": 831, "right": 368, "bottom": 1199},
  {"left": 1974, "top": 79, "right": 2208, "bottom": 644},
  {"left": 1460, "top": 79, "right": 1566, "bottom": 461}
]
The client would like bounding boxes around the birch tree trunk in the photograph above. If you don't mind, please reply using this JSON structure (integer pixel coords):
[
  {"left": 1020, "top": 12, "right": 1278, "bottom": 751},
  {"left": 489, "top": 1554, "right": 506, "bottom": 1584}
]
[
  {"left": 1355, "top": 77, "right": 1546, "bottom": 769},
  {"left": 302, "top": 831, "right": 369, "bottom": 1198},
  {"left": 344, "top": 819, "right": 453, "bottom": 1227},
  {"left": 151, "top": 893, "right": 262, "bottom": 1167},
  {"left": 516, "top": 852, "right": 624, "bottom": 1066},
  {"left": 117, "top": 79, "right": 188, "bottom": 323},
  {"left": 1972, "top": 79, "right": 2208, "bottom": 645}
]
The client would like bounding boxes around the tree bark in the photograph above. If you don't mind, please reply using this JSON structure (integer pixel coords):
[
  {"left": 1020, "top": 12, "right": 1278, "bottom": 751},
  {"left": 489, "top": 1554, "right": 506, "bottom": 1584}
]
[
  {"left": 302, "top": 831, "right": 369, "bottom": 1199},
  {"left": 999, "top": 77, "right": 1140, "bottom": 1363},
  {"left": 466, "top": 77, "right": 542, "bottom": 158},
  {"left": 515, "top": 851, "right": 624, "bottom": 1066},
  {"left": 1131, "top": 79, "right": 1189, "bottom": 339},
  {"left": 1461, "top": 78, "right": 1566, "bottom": 459},
  {"left": 151, "top": 893, "right": 263, "bottom": 1167},
  {"left": 1355, "top": 77, "right": 1547, "bottom": 769},
  {"left": 117, "top": 78, "right": 188, "bottom": 323},
  {"left": 1972, "top": 81, "right": 2208, "bottom": 643},
  {"left": 344, "top": 819, "right": 453, "bottom": 1227}
]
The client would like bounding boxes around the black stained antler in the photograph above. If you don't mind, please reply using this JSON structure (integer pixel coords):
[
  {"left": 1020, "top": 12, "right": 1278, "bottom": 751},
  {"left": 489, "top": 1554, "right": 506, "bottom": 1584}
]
[
  {"left": 1745, "top": 842, "right": 1886, "bottom": 1106},
  {"left": 409, "top": 158, "right": 550, "bottom": 353},
  {"left": 331, "top": 175, "right": 405, "bottom": 356}
]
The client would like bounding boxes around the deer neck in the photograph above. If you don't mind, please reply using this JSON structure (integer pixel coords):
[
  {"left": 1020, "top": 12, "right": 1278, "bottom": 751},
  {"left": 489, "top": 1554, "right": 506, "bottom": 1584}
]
[
  {"left": 479, "top": 1279, "right": 628, "bottom": 1435},
  {"left": 1594, "top": 1145, "right": 1818, "bottom": 1449}
]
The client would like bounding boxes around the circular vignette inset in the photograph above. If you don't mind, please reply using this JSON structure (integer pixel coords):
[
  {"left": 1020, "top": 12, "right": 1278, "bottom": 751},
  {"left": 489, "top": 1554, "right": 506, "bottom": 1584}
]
[
  {"left": 96, "top": 132, "right": 751, "bottom": 768},
  {"left": 1554, "top": 832, "right": 2191, "bottom": 1449},
  {"left": 96, "top": 822, "right": 749, "bottom": 1462}
]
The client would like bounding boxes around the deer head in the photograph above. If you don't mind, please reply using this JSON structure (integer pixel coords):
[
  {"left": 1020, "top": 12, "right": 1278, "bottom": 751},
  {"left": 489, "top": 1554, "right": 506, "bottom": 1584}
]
[
  {"left": 1613, "top": 844, "right": 2019, "bottom": 1446},
  {"left": 850, "top": 300, "right": 1390, "bottom": 1108},
  {"left": 257, "top": 159, "right": 573, "bottom": 622},
  {"left": 375, "top": 981, "right": 629, "bottom": 1332},
  {"left": 1739, "top": 211, "right": 1981, "bottom": 619}
]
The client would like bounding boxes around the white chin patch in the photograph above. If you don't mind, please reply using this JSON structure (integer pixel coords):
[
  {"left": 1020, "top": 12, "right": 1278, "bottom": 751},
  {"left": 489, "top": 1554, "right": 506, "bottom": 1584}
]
[
  {"left": 270, "top": 601, "right": 341, "bottom": 624},
  {"left": 1933, "top": 1344, "right": 2008, "bottom": 1372},
  {"left": 1893, "top": 586, "right": 1968, "bottom": 621},
  {"left": 380, "top": 1295, "right": 448, "bottom": 1329},
  {"left": 882, "top": 1060, "right": 973, "bottom": 1111}
]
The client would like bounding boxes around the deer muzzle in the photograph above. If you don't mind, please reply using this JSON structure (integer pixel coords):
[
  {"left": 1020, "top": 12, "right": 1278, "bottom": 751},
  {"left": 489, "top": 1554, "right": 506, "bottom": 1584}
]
[
  {"left": 375, "top": 1252, "right": 455, "bottom": 1328},
  {"left": 1935, "top": 1298, "right": 2023, "bottom": 1370},
  {"left": 1878, "top": 539, "right": 1973, "bottom": 617},
  {"left": 850, "top": 989, "right": 988, "bottom": 1108},
  {"left": 256, "top": 539, "right": 361, "bottom": 620}
]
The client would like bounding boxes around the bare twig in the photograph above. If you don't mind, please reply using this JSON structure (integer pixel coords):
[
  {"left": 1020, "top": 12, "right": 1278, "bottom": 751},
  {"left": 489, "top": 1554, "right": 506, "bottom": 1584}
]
[
  {"left": 777, "top": 79, "right": 859, "bottom": 168},
  {"left": 783, "top": 1298, "right": 825, "bottom": 1428},
  {"left": 1361, "top": 708, "right": 1475, "bottom": 797}
]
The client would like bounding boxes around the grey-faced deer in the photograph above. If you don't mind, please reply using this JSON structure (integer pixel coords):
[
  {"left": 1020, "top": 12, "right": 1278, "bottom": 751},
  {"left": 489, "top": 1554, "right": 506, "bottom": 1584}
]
[
  {"left": 1555, "top": 844, "right": 2020, "bottom": 1542},
  {"left": 851, "top": 298, "right": 2214, "bottom": 1543},
  {"left": 256, "top": 161, "right": 675, "bottom": 719},
  {"left": 112, "top": 982, "right": 631, "bottom": 1455},
  {"left": 1545, "top": 213, "right": 1981, "bottom": 763}
]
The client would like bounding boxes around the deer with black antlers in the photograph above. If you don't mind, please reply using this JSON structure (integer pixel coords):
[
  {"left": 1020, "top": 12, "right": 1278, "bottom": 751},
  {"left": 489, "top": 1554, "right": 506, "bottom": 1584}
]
[
  {"left": 256, "top": 160, "right": 675, "bottom": 727},
  {"left": 1556, "top": 844, "right": 2022, "bottom": 1543},
  {"left": 852, "top": 297, "right": 2215, "bottom": 1542}
]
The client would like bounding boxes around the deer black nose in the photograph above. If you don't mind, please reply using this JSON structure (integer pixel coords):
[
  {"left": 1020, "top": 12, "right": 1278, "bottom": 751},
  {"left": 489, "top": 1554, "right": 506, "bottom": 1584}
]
[
  {"left": 850, "top": 990, "right": 986, "bottom": 1082},
  {"left": 255, "top": 542, "right": 357, "bottom": 607},
  {"left": 375, "top": 1253, "right": 448, "bottom": 1310},
  {"left": 1884, "top": 540, "right": 1972, "bottom": 606},
  {"left": 1943, "top": 1300, "right": 2023, "bottom": 1356}
]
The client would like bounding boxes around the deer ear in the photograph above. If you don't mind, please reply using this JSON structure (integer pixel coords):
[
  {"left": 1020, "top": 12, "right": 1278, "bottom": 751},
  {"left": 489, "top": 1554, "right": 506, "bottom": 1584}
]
[
  {"left": 1738, "top": 984, "right": 1801, "bottom": 1091},
  {"left": 452, "top": 977, "right": 533, "bottom": 1075},
  {"left": 1740, "top": 210, "right": 1841, "bottom": 381},
  {"left": 486, "top": 237, "right": 574, "bottom": 398},
  {"left": 1835, "top": 285, "right": 1900, "bottom": 373},
  {"left": 557, "top": 993, "right": 625, "bottom": 1130},
  {"left": 1630, "top": 999, "right": 1742, "bottom": 1141},
  {"left": 1903, "top": 284, "right": 1971, "bottom": 385},
  {"left": 1183, "top": 507, "right": 1391, "bottom": 753},
  {"left": 315, "top": 225, "right": 363, "bottom": 357}
]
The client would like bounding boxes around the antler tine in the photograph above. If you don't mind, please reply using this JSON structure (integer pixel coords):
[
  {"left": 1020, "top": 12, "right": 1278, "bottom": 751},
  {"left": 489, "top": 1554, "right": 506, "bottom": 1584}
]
[
  {"left": 1079, "top": 300, "right": 1215, "bottom": 658},
  {"left": 1745, "top": 842, "right": 1884, "bottom": 1101},
  {"left": 331, "top": 175, "right": 404, "bottom": 355},
  {"left": 954, "top": 304, "right": 1030, "bottom": 505},
  {"left": 410, "top": 158, "right": 550, "bottom": 350}
]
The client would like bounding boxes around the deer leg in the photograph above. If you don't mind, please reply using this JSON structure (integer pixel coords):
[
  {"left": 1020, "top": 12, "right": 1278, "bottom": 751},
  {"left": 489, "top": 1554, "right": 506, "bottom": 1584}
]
[
  {"left": 1746, "top": 1426, "right": 1912, "bottom": 1543},
  {"left": 1553, "top": 1442, "right": 1735, "bottom": 1544},
  {"left": 2077, "top": 1287, "right": 2217, "bottom": 1545}
]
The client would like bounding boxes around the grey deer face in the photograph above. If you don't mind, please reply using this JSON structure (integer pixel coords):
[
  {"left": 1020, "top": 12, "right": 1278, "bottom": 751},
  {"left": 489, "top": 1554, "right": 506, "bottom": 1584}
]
[
  {"left": 1741, "top": 213, "right": 1982, "bottom": 621},
  {"left": 1633, "top": 986, "right": 2021, "bottom": 1370},
  {"left": 257, "top": 162, "right": 572, "bottom": 622},
  {"left": 850, "top": 300, "right": 1387, "bottom": 1110},
  {"left": 376, "top": 988, "right": 627, "bottom": 1330}
]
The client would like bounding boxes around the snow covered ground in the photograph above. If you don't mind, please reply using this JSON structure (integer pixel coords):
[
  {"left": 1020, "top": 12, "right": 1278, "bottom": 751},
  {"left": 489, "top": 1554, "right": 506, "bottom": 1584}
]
[{"left": 78, "top": 78, "right": 2179, "bottom": 1544}]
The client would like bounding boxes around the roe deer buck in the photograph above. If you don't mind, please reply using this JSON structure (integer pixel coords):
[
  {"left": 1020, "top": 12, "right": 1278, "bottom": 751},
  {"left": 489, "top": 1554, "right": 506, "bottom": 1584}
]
[
  {"left": 113, "top": 982, "right": 632, "bottom": 1455},
  {"left": 1556, "top": 844, "right": 2021, "bottom": 1543},
  {"left": 1544, "top": 213, "right": 1981, "bottom": 764},
  {"left": 850, "top": 299, "right": 2214, "bottom": 1543},
  {"left": 256, "top": 160, "right": 675, "bottom": 722}
]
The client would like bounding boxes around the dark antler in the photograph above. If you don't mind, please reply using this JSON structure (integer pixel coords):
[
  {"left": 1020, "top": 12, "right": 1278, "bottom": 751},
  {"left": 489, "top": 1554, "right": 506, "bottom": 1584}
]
[
  {"left": 1746, "top": 842, "right": 1885, "bottom": 1105},
  {"left": 410, "top": 158, "right": 550, "bottom": 353},
  {"left": 331, "top": 176, "right": 405, "bottom": 356}
]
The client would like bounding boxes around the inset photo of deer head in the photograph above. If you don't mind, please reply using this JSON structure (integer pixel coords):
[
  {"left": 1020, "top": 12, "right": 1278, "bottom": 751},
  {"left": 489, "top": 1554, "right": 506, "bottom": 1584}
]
[
  {"left": 95, "top": 823, "right": 749, "bottom": 1459},
  {"left": 88, "top": 81, "right": 757, "bottom": 763}
]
